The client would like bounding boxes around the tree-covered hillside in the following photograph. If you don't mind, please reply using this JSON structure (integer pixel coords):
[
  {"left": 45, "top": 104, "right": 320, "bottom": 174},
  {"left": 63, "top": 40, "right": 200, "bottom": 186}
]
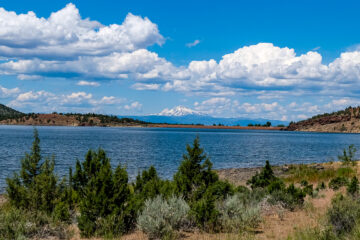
[
  {"left": 0, "top": 103, "right": 149, "bottom": 126},
  {"left": 0, "top": 103, "right": 24, "bottom": 121}
]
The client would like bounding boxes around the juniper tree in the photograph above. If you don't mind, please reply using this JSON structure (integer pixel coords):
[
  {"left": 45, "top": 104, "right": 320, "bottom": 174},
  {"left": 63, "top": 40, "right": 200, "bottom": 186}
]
[
  {"left": 247, "top": 160, "right": 277, "bottom": 189},
  {"left": 21, "top": 128, "right": 42, "bottom": 186},
  {"left": 174, "top": 136, "right": 231, "bottom": 230},
  {"left": 174, "top": 136, "right": 218, "bottom": 201},
  {"left": 75, "top": 149, "right": 135, "bottom": 237},
  {"left": 6, "top": 128, "right": 59, "bottom": 213},
  {"left": 77, "top": 149, "right": 114, "bottom": 235}
]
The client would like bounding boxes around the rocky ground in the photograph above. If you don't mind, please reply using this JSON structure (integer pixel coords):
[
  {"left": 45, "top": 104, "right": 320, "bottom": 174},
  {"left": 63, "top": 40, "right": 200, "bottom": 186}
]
[{"left": 286, "top": 106, "right": 360, "bottom": 133}]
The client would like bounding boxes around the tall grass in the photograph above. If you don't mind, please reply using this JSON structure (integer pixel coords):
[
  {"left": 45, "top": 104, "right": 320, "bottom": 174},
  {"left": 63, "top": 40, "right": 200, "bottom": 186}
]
[{"left": 283, "top": 164, "right": 355, "bottom": 183}]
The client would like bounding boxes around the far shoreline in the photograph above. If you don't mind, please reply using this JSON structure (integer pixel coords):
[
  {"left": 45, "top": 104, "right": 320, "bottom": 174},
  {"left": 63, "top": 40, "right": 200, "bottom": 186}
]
[{"left": 0, "top": 123, "right": 284, "bottom": 131}]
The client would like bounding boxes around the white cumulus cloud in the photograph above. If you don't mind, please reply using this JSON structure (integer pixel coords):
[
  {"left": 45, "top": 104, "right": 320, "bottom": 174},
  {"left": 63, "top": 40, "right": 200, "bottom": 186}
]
[
  {"left": 124, "top": 101, "right": 142, "bottom": 111},
  {"left": 77, "top": 81, "right": 100, "bottom": 87},
  {"left": 0, "top": 85, "right": 20, "bottom": 98},
  {"left": 0, "top": 3, "right": 164, "bottom": 60}
]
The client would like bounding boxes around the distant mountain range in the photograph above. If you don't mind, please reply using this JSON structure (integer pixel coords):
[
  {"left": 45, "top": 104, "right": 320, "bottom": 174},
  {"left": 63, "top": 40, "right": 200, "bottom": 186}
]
[
  {"left": 0, "top": 103, "right": 289, "bottom": 127},
  {"left": 124, "top": 106, "right": 289, "bottom": 126}
]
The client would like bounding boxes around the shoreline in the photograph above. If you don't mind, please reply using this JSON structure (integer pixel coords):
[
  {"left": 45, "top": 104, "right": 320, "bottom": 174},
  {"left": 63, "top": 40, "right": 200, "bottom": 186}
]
[
  {"left": 0, "top": 161, "right": 343, "bottom": 195},
  {"left": 0, "top": 123, "right": 284, "bottom": 130},
  {"left": 216, "top": 161, "right": 340, "bottom": 186},
  {"left": 147, "top": 124, "right": 284, "bottom": 130}
]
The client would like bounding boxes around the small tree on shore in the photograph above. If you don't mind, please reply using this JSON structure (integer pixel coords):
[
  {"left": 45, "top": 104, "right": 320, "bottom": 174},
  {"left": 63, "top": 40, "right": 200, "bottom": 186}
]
[
  {"left": 73, "top": 149, "right": 135, "bottom": 237},
  {"left": 338, "top": 144, "right": 357, "bottom": 165},
  {"left": 247, "top": 160, "right": 277, "bottom": 189},
  {"left": 6, "top": 128, "right": 60, "bottom": 213},
  {"left": 174, "top": 136, "right": 232, "bottom": 230}
]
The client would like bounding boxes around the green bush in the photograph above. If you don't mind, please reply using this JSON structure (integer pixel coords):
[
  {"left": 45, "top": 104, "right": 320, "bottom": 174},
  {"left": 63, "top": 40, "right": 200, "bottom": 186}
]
[
  {"left": 203, "top": 180, "right": 234, "bottom": 200},
  {"left": 247, "top": 160, "right": 277, "bottom": 189},
  {"left": 303, "top": 184, "right": 314, "bottom": 197},
  {"left": 329, "top": 176, "right": 349, "bottom": 190},
  {"left": 327, "top": 195, "right": 360, "bottom": 235},
  {"left": 246, "top": 161, "right": 305, "bottom": 210},
  {"left": 267, "top": 178, "right": 286, "bottom": 193},
  {"left": 318, "top": 181, "right": 326, "bottom": 190},
  {"left": 218, "top": 193, "right": 262, "bottom": 233},
  {"left": 235, "top": 185, "right": 250, "bottom": 194},
  {"left": 137, "top": 195, "right": 190, "bottom": 239},
  {"left": 134, "top": 166, "right": 163, "bottom": 199},
  {"left": 347, "top": 176, "right": 359, "bottom": 197},
  {"left": 191, "top": 194, "right": 219, "bottom": 231},
  {"left": 133, "top": 166, "right": 175, "bottom": 212},
  {"left": 300, "top": 180, "right": 309, "bottom": 187},
  {"left": 270, "top": 184, "right": 305, "bottom": 210},
  {"left": 235, "top": 187, "right": 267, "bottom": 206},
  {"left": 0, "top": 205, "right": 70, "bottom": 240},
  {"left": 52, "top": 201, "right": 71, "bottom": 223}
]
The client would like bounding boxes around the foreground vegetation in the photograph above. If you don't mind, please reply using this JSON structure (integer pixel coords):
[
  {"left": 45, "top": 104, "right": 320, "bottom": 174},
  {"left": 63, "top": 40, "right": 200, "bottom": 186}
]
[{"left": 1, "top": 129, "right": 360, "bottom": 239}]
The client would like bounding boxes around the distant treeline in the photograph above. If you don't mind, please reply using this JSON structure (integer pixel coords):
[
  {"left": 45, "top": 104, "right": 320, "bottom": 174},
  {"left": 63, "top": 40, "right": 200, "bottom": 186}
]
[
  {"left": 1, "top": 110, "right": 149, "bottom": 125},
  {"left": 54, "top": 112, "right": 149, "bottom": 125},
  {"left": 247, "top": 121, "right": 285, "bottom": 127}
]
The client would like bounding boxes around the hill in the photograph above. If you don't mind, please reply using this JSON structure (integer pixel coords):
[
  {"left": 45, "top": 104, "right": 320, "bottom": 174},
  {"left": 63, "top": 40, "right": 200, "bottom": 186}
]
[
  {"left": 287, "top": 106, "right": 360, "bottom": 133},
  {"left": 0, "top": 103, "right": 24, "bottom": 121},
  {"left": 0, "top": 111, "right": 149, "bottom": 127}
]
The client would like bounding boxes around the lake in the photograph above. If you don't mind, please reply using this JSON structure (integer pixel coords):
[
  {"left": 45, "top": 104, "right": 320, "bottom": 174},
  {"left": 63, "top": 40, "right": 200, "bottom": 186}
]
[{"left": 1, "top": 125, "right": 360, "bottom": 191}]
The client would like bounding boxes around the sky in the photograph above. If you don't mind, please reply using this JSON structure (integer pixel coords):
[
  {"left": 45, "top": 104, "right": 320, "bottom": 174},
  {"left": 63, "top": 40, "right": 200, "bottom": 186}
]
[{"left": 0, "top": 0, "right": 360, "bottom": 121}]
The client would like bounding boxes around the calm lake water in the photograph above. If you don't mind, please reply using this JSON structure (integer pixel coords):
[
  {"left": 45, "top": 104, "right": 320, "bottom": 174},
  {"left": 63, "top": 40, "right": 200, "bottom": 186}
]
[{"left": 1, "top": 125, "right": 360, "bottom": 191}]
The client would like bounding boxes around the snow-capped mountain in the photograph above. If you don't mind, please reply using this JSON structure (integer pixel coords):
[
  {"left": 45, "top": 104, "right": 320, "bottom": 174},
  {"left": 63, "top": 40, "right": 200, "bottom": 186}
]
[
  {"left": 122, "top": 105, "right": 289, "bottom": 126},
  {"left": 157, "top": 106, "right": 204, "bottom": 116}
]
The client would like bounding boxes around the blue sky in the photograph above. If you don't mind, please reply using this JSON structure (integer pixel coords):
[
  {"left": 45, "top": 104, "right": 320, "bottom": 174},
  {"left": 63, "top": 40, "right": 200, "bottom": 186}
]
[{"left": 0, "top": 0, "right": 360, "bottom": 121}]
